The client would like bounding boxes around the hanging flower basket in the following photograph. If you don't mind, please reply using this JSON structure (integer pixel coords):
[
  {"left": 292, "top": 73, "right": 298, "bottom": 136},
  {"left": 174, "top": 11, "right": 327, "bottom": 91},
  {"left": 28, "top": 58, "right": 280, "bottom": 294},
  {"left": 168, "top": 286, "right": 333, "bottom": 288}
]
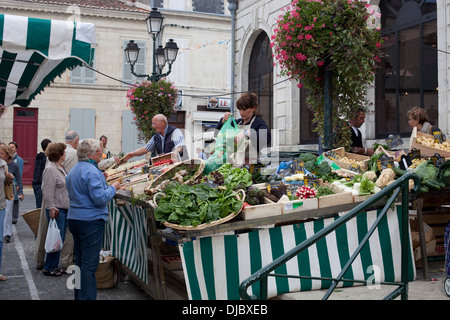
[
  {"left": 126, "top": 78, "right": 178, "bottom": 143},
  {"left": 0, "top": 104, "right": 6, "bottom": 118},
  {"left": 271, "top": 0, "right": 383, "bottom": 150}
]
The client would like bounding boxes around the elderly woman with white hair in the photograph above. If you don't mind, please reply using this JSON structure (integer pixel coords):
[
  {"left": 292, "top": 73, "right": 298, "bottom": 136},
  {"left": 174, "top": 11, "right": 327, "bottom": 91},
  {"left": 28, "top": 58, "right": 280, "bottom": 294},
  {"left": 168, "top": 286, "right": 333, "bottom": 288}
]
[{"left": 66, "top": 139, "right": 120, "bottom": 300}]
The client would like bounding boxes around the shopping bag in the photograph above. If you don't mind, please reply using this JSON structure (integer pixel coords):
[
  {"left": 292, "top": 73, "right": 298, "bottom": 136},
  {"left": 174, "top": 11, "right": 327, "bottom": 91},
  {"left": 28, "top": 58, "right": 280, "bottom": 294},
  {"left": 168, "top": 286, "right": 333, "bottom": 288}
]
[
  {"left": 4, "top": 167, "right": 13, "bottom": 200},
  {"left": 4, "top": 180, "right": 13, "bottom": 200},
  {"left": 44, "top": 218, "right": 62, "bottom": 253},
  {"left": 203, "top": 148, "right": 227, "bottom": 175},
  {"left": 214, "top": 116, "right": 241, "bottom": 154}
]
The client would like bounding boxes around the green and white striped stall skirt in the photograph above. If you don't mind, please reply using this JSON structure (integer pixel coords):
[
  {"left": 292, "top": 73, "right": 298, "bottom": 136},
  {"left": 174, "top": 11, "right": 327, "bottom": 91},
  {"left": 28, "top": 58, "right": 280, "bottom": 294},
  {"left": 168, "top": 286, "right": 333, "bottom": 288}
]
[{"left": 179, "top": 206, "right": 416, "bottom": 300}]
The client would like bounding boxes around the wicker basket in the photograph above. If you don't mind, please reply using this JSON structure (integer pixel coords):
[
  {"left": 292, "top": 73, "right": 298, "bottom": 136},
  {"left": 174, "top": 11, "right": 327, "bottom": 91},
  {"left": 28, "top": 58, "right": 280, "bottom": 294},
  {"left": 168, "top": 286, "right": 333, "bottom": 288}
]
[
  {"left": 146, "top": 158, "right": 205, "bottom": 192},
  {"left": 153, "top": 189, "right": 245, "bottom": 231},
  {"left": 21, "top": 208, "right": 41, "bottom": 236}
]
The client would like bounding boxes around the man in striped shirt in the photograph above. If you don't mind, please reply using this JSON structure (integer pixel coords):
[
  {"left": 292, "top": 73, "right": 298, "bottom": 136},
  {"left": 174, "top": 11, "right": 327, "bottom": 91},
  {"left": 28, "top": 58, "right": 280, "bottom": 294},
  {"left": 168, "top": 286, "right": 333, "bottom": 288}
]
[{"left": 123, "top": 114, "right": 185, "bottom": 161}]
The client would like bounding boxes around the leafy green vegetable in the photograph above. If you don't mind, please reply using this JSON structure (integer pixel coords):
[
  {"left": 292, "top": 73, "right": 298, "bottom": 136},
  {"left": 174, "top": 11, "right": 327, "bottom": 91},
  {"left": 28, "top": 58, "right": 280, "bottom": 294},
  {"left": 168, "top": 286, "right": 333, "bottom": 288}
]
[
  {"left": 368, "top": 152, "right": 384, "bottom": 174},
  {"left": 154, "top": 183, "right": 243, "bottom": 227},
  {"left": 437, "top": 160, "right": 450, "bottom": 186},
  {"left": 298, "top": 152, "right": 318, "bottom": 163},
  {"left": 414, "top": 161, "right": 438, "bottom": 181},
  {"left": 217, "top": 164, "right": 253, "bottom": 189},
  {"left": 359, "top": 175, "right": 375, "bottom": 195},
  {"left": 315, "top": 186, "right": 334, "bottom": 197}
]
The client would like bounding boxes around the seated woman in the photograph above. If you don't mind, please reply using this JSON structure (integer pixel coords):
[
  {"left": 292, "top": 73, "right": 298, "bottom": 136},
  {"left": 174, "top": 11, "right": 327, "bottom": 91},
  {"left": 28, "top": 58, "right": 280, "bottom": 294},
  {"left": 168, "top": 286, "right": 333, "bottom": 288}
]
[{"left": 407, "top": 106, "right": 433, "bottom": 135}]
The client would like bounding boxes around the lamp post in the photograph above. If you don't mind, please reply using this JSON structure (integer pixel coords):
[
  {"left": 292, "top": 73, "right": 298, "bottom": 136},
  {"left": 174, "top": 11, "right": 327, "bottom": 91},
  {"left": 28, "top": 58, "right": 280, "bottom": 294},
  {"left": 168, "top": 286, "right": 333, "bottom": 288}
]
[{"left": 124, "top": 8, "right": 179, "bottom": 82}]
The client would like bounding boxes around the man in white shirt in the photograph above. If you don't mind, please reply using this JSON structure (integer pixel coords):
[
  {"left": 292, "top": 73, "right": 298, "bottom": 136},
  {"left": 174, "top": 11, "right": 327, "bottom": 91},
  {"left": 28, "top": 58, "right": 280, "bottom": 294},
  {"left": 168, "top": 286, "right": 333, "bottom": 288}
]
[{"left": 62, "top": 130, "right": 79, "bottom": 173}]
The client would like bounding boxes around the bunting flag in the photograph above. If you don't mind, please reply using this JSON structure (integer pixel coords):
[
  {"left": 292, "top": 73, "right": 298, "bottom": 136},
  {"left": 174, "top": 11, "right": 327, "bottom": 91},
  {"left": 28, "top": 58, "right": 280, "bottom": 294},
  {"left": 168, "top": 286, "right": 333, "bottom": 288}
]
[
  {"left": 179, "top": 205, "right": 416, "bottom": 300},
  {"left": 178, "top": 39, "right": 230, "bottom": 55},
  {"left": 0, "top": 13, "right": 95, "bottom": 107}
]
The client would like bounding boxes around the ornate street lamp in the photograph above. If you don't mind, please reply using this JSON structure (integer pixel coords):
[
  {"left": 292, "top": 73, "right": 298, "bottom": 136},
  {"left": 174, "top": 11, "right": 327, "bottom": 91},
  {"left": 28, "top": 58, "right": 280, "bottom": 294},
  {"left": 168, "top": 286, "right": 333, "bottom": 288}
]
[{"left": 124, "top": 8, "right": 178, "bottom": 82}]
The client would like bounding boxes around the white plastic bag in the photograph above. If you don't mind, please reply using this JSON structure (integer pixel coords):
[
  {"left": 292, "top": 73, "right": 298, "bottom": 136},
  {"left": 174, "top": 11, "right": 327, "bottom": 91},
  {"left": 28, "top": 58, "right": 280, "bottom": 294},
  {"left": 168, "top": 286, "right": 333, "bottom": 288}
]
[{"left": 44, "top": 218, "right": 62, "bottom": 253}]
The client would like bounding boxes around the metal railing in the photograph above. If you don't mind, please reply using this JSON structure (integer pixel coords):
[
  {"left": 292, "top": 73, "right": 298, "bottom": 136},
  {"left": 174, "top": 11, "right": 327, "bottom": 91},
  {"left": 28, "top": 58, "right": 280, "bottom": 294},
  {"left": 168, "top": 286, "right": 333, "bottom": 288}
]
[{"left": 239, "top": 172, "right": 421, "bottom": 300}]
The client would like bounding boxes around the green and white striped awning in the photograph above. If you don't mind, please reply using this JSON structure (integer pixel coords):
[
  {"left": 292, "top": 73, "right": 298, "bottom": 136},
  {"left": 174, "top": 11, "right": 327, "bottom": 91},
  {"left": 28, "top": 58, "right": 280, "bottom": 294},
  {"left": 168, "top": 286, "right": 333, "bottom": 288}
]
[{"left": 0, "top": 13, "right": 95, "bottom": 107}]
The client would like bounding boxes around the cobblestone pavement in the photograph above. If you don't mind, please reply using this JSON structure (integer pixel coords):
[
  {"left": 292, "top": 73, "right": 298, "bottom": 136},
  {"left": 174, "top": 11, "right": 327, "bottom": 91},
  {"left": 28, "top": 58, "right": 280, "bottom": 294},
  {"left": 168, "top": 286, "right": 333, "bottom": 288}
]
[{"left": 0, "top": 188, "right": 151, "bottom": 300}]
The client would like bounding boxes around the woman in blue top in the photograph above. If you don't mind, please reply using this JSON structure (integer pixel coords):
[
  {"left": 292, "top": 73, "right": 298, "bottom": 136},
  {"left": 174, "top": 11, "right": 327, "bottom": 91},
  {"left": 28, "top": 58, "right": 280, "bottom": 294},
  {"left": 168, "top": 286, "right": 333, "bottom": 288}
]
[{"left": 66, "top": 139, "right": 120, "bottom": 300}]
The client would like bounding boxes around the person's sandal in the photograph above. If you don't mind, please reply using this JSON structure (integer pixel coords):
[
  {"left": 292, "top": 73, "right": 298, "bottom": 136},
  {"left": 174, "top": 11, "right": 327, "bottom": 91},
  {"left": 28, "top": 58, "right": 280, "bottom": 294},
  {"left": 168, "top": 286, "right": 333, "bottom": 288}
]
[
  {"left": 43, "top": 269, "right": 62, "bottom": 277},
  {"left": 0, "top": 275, "right": 7, "bottom": 281}
]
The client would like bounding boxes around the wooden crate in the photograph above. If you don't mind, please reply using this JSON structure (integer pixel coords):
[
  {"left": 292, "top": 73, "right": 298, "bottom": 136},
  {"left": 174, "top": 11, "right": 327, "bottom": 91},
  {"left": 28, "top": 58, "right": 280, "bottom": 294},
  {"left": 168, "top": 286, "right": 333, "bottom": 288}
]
[
  {"left": 410, "top": 131, "right": 450, "bottom": 158},
  {"left": 282, "top": 198, "right": 318, "bottom": 214},
  {"left": 325, "top": 147, "right": 370, "bottom": 172},
  {"left": 317, "top": 181, "right": 353, "bottom": 208},
  {"left": 318, "top": 192, "right": 353, "bottom": 208},
  {"left": 161, "top": 255, "right": 182, "bottom": 271},
  {"left": 240, "top": 200, "right": 283, "bottom": 220}
]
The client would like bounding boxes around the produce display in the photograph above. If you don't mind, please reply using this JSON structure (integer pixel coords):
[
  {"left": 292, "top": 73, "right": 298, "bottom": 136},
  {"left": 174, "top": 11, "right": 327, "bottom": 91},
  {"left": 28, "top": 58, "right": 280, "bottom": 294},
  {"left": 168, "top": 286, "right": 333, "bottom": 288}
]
[
  {"left": 153, "top": 182, "right": 244, "bottom": 227},
  {"left": 415, "top": 135, "right": 450, "bottom": 151},
  {"left": 108, "top": 140, "right": 450, "bottom": 231}
]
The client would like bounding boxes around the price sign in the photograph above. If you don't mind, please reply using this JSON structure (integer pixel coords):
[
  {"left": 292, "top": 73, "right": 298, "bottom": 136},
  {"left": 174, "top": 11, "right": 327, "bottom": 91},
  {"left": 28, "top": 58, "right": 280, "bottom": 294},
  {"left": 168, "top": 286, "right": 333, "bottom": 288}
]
[
  {"left": 348, "top": 163, "right": 361, "bottom": 173},
  {"left": 266, "top": 181, "right": 283, "bottom": 193},
  {"left": 432, "top": 127, "right": 446, "bottom": 144},
  {"left": 385, "top": 134, "right": 403, "bottom": 149},
  {"left": 326, "top": 151, "right": 342, "bottom": 161},
  {"left": 399, "top": 154, "right": 412, "bottom": 170},
  {"left": 430, "top": 153, "right": 445, "bottom": 167},
  {"left": 408, "top": 148, "right": 421, "bottom": 160},
  {"left": 286, "top": 184, "right": 301, "bottom": 198},
  {"left": 293, "top": 159, "right": 305, "bottom": 173},
  {"left": 248, "top": 163, "right": 265, "bottom": 174},
  {"left": 304, "top": 174, "right": 319, "bottom": 187},
  {"left": 377, "top": 154, "right": 394, "bottom": 170}
]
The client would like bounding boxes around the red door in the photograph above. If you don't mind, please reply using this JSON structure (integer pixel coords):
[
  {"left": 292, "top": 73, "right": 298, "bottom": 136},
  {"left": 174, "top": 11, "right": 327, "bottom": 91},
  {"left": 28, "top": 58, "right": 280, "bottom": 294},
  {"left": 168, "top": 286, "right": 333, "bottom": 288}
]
[{"left": 13, "top": 107, "right": 38, "bottom": 185}]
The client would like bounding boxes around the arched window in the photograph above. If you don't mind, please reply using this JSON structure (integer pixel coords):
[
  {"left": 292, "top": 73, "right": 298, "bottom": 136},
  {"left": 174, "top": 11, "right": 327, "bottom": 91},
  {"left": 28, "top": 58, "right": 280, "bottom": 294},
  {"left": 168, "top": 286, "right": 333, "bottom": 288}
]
[
  {"left": 375, "top": 0, "right": 437, "bottom": 138},
  {"left": 248, "top": 32, "right": 273, "bottom": 129}
]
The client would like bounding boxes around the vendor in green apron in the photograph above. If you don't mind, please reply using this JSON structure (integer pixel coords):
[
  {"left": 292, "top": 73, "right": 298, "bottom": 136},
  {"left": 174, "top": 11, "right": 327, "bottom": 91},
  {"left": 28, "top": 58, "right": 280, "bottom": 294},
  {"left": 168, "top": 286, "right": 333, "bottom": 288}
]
[{"left": 215, "top": 92, "right": 271, "bottom": 163}]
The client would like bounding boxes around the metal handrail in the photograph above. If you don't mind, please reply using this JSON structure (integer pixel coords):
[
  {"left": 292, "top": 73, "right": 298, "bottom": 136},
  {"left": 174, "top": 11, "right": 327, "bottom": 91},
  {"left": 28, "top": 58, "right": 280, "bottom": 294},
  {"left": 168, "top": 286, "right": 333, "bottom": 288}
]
[{"left": 239, "top": 172, "right": 422, "bottom": 300}]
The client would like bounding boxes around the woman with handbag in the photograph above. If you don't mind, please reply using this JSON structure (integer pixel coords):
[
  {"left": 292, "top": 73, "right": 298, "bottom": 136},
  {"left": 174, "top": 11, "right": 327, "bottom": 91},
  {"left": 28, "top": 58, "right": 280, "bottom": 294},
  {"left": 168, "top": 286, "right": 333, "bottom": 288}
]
[
  {"left": 66, "top": 139, "right": 120, "bottom": 300},
  {"left": 42, "top": 142, "right": 69, "bottom": 277},
  {"left": 0, "top": 146, "right": 15, "bottom": 281},
  {"left": 0, "top": 145, "right": 23, "bottom": 244}
]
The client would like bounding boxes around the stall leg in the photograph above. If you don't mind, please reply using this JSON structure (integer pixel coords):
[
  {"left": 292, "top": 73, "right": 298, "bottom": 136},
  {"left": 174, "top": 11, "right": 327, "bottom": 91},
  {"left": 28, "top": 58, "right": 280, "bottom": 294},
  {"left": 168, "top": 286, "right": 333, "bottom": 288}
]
[
  {"left": 415, "top": 198, "right": 429, "bottom": 280},
  {"left": 148, "top": 212, "right": 168, "bottom": 300}
]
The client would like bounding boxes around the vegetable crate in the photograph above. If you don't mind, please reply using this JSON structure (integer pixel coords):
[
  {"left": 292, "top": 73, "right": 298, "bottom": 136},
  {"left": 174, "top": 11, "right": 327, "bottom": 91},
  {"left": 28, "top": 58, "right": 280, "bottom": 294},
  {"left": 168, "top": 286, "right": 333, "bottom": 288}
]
[
  {"left": 282, "top": 198, "right": 318, "bottom": 214},
  {"left": 317, "top": 181, "right": 353, "bottom": 208},
  {"left": 325, "top": 147, "right": 370, "bottom": 172},
  {"left": 410, "top": 131, "right": 450, "bottom": 158},
  {"left": 151, "top": 152, "right": 176, "bottom": 166},
  {"left": 240, "top": 198, "right": 283, "bottom": 220}
]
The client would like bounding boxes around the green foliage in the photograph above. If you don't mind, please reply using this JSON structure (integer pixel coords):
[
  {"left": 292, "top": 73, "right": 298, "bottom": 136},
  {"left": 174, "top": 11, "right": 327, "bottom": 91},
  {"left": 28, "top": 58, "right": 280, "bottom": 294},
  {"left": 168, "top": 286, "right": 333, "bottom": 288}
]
[
  {"left": 437, "top": 160, "right": 450, "bottom": 186},
  {"left": 127, "top": 78, "right": 178, "bottom": 142},
  {"left": 271, "top": 0, "right": 383, "bottom": 150},
  {"left": 154, "top": 183, "right": 243, "bottom": 227},
  {"left": 217, "top": 164, "right": 253, "bottom": 189}
]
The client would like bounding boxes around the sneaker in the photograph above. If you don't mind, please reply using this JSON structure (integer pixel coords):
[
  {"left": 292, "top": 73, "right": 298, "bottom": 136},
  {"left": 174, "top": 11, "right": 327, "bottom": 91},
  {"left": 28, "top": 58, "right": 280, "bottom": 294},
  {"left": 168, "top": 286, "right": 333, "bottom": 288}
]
[{"left": 3, "top": 235, "right": 10, "bottom": 243}]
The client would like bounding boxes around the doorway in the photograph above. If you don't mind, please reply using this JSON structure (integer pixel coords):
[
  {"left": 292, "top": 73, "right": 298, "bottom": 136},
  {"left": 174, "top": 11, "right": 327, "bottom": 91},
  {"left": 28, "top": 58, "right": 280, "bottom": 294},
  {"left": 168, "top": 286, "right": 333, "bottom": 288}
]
[{"left": 13, "top": 107, "right": 38, "bottom": 185}]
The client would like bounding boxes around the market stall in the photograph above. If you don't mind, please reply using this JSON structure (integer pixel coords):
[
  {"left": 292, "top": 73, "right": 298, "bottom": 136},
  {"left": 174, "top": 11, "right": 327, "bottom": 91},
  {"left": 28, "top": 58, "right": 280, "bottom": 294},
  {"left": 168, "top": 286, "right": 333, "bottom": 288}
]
[{"left": 101, "top": 129, "right": 450, "bottom": 299}]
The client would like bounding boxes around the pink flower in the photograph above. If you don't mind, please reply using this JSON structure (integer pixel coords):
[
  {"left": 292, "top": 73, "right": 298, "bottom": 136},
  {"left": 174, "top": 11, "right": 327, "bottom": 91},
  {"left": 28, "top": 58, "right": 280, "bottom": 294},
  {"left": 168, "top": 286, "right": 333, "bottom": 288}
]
[
  {"left": 317, "top": 60, "right": 324, "bottom": 66},
  {"left": 296, "top": 53, "right": 307, "bottom": 61},
  {"left": 305, "top": 34, "right": 313, "bottom": 40}
]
